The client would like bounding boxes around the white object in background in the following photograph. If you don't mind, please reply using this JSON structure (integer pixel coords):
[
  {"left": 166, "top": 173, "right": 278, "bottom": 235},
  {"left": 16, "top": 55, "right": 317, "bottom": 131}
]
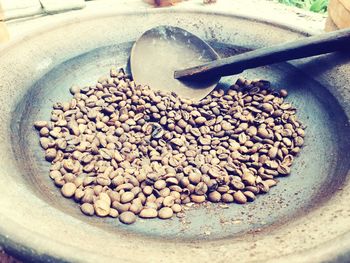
[
  {"left": 0, "top": 0, "right": 86, "bottom": 21},
  {"left": 39, "top": 0, "right": 86, "bottom": 14},
  {"left": 1, "top": 0, "right": 43, "bottom": 20}
]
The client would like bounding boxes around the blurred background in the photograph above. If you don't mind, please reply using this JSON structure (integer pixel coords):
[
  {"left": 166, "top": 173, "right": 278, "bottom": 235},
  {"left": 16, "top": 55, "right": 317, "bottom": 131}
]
[{"left": 1, "top": 0, "right": 350, "bottom": 44}]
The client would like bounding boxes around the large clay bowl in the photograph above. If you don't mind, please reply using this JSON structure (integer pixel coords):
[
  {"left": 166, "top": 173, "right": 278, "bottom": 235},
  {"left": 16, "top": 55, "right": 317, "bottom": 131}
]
[{"left": 0, "top": 9, "right": 349, "bottom": 262}]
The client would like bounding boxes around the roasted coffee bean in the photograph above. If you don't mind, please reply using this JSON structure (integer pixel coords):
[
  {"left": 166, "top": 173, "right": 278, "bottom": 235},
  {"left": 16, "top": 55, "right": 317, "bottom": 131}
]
[
  {"left": 61, "top": 182, "right": 77, "bottom": 198},
  {"left": 34, "top": 121, "right": 48, "bottom": 130},
  {"left": 120, "top": 192, "right": 135, "bottom": 203},
  {"left": 119, "top": 211, "right": 136, "bottom": 224},
  {"left": 190, "top": 194, "right": 206, "bottom": 203},
  {"left": 109, "top": 208, "right": 119, "bottom": 218},
  {"left": 243, "top": 191, "right": 256, "bottom": 201},
  {"left": 80, "top": 203, "right": 94, "bottom": 216},
  {"left": 158, "top": 207, "right": 173, "bottom": 219},
  {"left": 94, "top": 199, "right": 110, "bottom": 217},
  {"left": 208, "top": 191, "right": 221, "bottom": 202},
  {"left": 45, "top": 148, "right": 57, "bottom": 161},
  {"left": 163, "top": 196, "right": 175, "bottom": 207},
  {"left": 221, "top": 193, "right": 234, "bottom": 203},
  {"left": 35, "top": 68, "right": 305, "bottom": 225},
  {"left": 139, "top": 208, "right": 158, "bottom": 218},
  {"left": 188, "top": 172, "right": 201, "bottom": 184},
  {"left": 233, "top": 191, "right": 247, "bottom": 204},
  {"left": 112, "top": 201, "right": 130, "bottom": 213},
  {"left": 279, "top": 89, "right": 288, "bottom": 97},
  {"left": 171, "top": 204, "right": 182, "bottom": 213}
]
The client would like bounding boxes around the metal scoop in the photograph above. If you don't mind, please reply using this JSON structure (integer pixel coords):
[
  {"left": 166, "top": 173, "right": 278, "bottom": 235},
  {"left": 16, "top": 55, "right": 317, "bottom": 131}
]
[
  {"left": 131, "top": 26, "right": 350, "bottom": 100},
  {"left": 130, "top": 26, "right": 220, "bottom": 99}
]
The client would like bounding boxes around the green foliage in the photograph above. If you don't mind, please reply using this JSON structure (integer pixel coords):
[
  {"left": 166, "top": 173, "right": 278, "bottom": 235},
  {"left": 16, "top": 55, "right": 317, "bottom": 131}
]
[{"left": 278, "top": 0, "right": 328, "bottom": 13}]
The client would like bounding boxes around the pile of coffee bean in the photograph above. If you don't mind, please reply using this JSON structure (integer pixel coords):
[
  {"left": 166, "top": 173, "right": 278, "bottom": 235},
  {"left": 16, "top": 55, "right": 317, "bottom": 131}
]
[{"left": 34, "top": 67, "right": 305, "bottom": 224}]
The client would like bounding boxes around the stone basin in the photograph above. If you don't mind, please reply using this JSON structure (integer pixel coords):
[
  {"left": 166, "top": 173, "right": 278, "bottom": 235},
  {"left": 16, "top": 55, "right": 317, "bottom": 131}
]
[{"left": 0, "top": 7, "right": 349, "bottom": 263}]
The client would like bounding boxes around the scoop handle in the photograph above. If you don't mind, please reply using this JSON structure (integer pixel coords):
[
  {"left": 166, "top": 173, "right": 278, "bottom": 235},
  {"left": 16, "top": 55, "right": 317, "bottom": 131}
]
[{"left": 174, "top": 28, "right": 350, "bottom": 79}]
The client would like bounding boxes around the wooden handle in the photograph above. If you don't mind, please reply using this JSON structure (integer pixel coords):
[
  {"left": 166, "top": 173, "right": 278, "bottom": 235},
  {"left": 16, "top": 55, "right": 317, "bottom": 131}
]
[{"left": 174, "top": 28, "right": 350, "bottom": 79}]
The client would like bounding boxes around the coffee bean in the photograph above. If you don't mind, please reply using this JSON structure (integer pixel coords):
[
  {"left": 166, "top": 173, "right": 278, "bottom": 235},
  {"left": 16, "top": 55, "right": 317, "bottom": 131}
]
[
  {"left": 74, "top": 188, "right": 84, "bottom": 200},
  {"left": 261, "top": 103, "right": 274, "bottom": 113},
  {"left": 243, "top": 191, "right": 256, "bottom": 201},
  {"left": 208, "top": 167, "right": 221, "bottom": 179},
  {"left": 268, "top": 147, "right": 278, "bottom": 159},
  {"left": 49, "top": 170, "right": 61, "bottom": 180},
  {"left": 39, "top": 127, "right": 50, "bottom": 137},
  {"left": 208, "top": 191, "right": 221, "bottom": 202},
  {"left": 190, "top": 128, "right": 201, "bottom": 137},
  {"left": 221, "top": 122, "right": 232, "bottom": 131},
  {"left": 242, "top": 171, "right": 256, "bottom": 186},
  {"left": 257, "top": 128, "right": 270, "bottom": 139},
  {"left": 115, "top": 127, "right": 124, "bottom": 136},
  {"left": 94, "top": 185, "right": 103, "bottom": 195},
  {"left": 139, "top": 208, "right": 158, "bottom": 218},
  {"left": 282, "top": 137, "right": 292, "bottom": 147},
  {"left": 277, "top": 164, "right": 291, "bottom": 175},
  {"left": 265, "top": 179, "right": 277, "bottom": 187},
  {"left": 280, "top": 89, "right": 288, "bottom": 97},
  {"left": 199, "top": 136, "right": 211, "bottom": 145},
  {"left": 81, "top": 189, "right": 94, "bottom": 204},
  {"left": 94, "top": 199, "right": 110, "bottom": 217},
  {"left": 163, "top": 196, "right": 175, "bottom": 207},
  {"left": 194, "top": 116, "right": 206, "bottom": 125},
  {"left": 109, "top": 208, "right": 119, "bottom": 218},
  {"left": 166, "top": 177, "right": 179, "bottom": 185},
  {"left": 188, "top": 172, "right": 201, "bottom": 184},
  {"left": 154, "top": 180, "right": 166, "bottom": 190},
  {"left": 64, "top": 173, "right": 75, "bottom": 183},
  {"left": 171, "top": 204, "right": 182, "bottom": 213},
  {"left": 145, "top": 202, "right": 158, "bottom": 210},
  {"left": 119, "top": 211, "right": 136, "bottom": 224},
  {"left": 170, "top": 138, "right": 183, "bottom": 147},
  {"left": 222, "top": 193, "right": 234, "bottom": 203},
  {"left": 119, "top": 114, "right": 129, "bottom": 122},
  {"left": 61, "top": 182, "right": 77, "bottom": 198},
  {"left": 156, "top": 102, "right": 166, "bottom": 111},
  {"left": 96, "top": 176, "right": 111, "bottom": 186},
  {"left": 80, "top": 203, "right": 94, "bottom": 216},
  {"left": 70, "top": 85, "right": 81, "bottom": 95},
  {"left": 120, "top": 192, "right": 135, "bottom": 203},
  {"left": 294, "top": 136, "right": 304, "bottom": 147},
  {"left": 194, "top": 182, "right": 208, "bottom": 195},
  {"left": 158, "top": 207, "right": 173, "bottom": 219},
  {"left": 258, "top": 181, "right": 270, "bottom": 193},
  {"left": 129, "top": 203, "right": 142, "bottom": 214},
  {"left": 233, "top": 191, "right": 247, "bottom": 204},
  {"left": 190, "top": 194, "right": 206, "bottom": 203},
  {"left": 40, "top": 137, "right": 53, "bottom": 149},
  {"left": 143, "top": 186, "right": 153, "bottom": 195},
  {"left": 177, "top": 119, "right": 187, "bottom": 129},
  {"left": 63, "top": 159, "right": 74, "bottom": 171},
  {"left": 34, "top": 121, "right": 48, "bottom": 130},
  {"left": 112, "top": 201, "right": 130, "bottom": 213},
  {"left": 45, "top": 148, "right": 57, "bottom": 161},
  {"left": 246, "top": 126, "right": 257, "bottom": 136}
]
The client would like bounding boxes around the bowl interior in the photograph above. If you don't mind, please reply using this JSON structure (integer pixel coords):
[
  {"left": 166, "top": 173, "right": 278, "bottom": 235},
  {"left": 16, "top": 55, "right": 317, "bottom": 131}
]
[{"left": 10, "top": 39, "right": 350, "bottom": 240}]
